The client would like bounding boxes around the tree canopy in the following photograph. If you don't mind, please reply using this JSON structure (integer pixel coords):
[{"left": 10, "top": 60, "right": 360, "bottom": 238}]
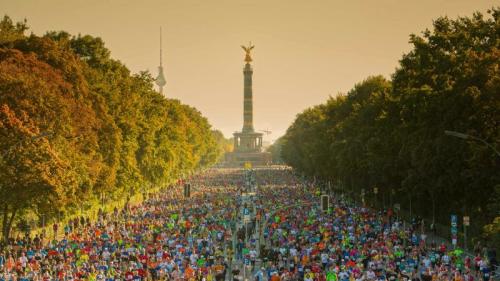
[
  {"left": 281, "top": 8, "right": 499, "bottom": 249},
  {"left": 0, "top": 16, "right": 225, "bottom": 241}
]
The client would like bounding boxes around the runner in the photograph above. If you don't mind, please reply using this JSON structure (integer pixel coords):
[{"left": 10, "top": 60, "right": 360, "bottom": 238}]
[{"left": 0, "top": 167, "right": 493, "bottom": 281}]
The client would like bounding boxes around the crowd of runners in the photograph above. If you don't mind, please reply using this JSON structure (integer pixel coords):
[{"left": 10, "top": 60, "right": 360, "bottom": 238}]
[
  {"left": 0, "top": 167, "right": 496, "bottom": 281},
  {"left": 250, "top": 171, "right": 497, "bottom": 281}
]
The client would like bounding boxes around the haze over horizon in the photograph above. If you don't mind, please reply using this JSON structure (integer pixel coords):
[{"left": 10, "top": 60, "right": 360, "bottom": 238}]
[{"left": 1, "top": 0, "right": 495, "bottom": 141}]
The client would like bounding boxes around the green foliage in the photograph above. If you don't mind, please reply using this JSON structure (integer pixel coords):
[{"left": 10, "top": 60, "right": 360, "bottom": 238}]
[
  {"left": 483, "top": 216, "right": 500, "bottom": 251},
  {"left": 0, "top": 104, "right": 71, "bottom": 240},
  {"left": 0, "top": 15, "right": 28, "bottom": 45},
  {"left": 281, "top": 9, "right": 500, "bottom": 249},
  {"left": 211, "top": 130, "right": 234, "bottom": 163},
  {"left": 0, "top": 16, "right": 224, "bottom": 240},
  {"left": 267, "top": 137, "right": 285, "bottom": 164}
]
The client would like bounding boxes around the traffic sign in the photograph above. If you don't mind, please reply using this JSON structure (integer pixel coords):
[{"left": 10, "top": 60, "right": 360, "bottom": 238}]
[
  {"left": 451, "top": 215, "right": 458, "bottom": 227},
  {"left": 451, "top": 215, "right": 457, "bottom": 222},
  {"left": 321, "top": 195, "right": 329, "bottom": 212},
  {"left": 463, "top": 216, "right": 470, "bottom": 226},
  {"left": 243, "top": 215, "right": 250, "bottom": 223},
  {"left": 451, "top": 215, "right": 458, "bottom": 247}
]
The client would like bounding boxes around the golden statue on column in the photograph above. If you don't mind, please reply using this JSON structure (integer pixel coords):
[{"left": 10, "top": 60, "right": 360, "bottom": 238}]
[{"left": 241, "top": 42, "right": 255, "bottom": 63}]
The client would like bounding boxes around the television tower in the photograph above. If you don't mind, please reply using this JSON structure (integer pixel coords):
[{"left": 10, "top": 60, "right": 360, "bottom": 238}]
[{"left": 155, "top": 27, "right": 166, "bottom": 95}]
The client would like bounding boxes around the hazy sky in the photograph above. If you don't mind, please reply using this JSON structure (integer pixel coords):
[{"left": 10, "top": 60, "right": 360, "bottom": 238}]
[{"left": 1, "top": 0, "right": 496, "bottom": 140}]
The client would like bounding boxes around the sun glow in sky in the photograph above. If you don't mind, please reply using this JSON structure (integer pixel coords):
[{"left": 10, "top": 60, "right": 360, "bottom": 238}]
[{"left": 1, "top": 0, "right": 495, "bottom": 140}]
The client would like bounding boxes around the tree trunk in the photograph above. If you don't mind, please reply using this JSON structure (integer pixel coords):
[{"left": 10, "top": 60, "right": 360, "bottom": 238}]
[
  {"left": 2, "top": 206, "right": 17, "bottom": 243},
  {"left": 2, "top": 204, "right": 8, "bottom": 243},
  {"left": 6, "top": 208, "right": 17, "bottom": 239}
]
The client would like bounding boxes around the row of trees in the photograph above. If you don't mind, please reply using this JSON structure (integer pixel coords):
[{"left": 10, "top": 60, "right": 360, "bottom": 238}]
[
  {"left": 0, "top": 16, "right": 225, "bottom": 241},
  {"left": 280, "top": 9, "right": 499, "bottom": 248}
]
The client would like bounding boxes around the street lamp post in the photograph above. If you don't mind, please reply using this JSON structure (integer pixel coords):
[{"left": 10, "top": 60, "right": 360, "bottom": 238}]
[
  {"left": 409, "top": 193, "right": 412, "bottom": 220},
  {"left": 361, "top": 188, "right": 365, "bottom": 206},
  {"left": 444, "top": 130, "right": 497, "bottom": 251},
  {"left": 444, "top": 130, "right": 500, "bottom": 157},
  {"left": 390, "top": 189, "right": 395, "bottom": 208}
]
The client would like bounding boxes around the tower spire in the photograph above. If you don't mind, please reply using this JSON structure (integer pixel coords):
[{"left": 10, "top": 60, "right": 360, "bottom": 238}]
[
  {"left": 160, "top": 27, "right": 163, "bottom": 67},
  {"left": 155, "top": 26, "right": 166, "bottom": 95},
  {"left": 242, "top": 43, "right": 254, "bottom": 133}
]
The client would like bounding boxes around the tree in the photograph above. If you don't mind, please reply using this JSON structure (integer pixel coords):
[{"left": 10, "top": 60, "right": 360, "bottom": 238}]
[
  {"left": 392, "top": 8, "right": 499, "bottom": 236},
  {"left": 211, "top": 130, "right": 233, "bottom": 163},
  {"left": 267, "top": 137, "right": 284, "bottom": 164},
  {"left": 0, "top": 15, "right": 28, "bottom": 45},
  {"left": 0, "top": 105, "right": 72, "bottom": 241},
  {"left": 281, "top": 8, "right": 500, "bottom": 249},
  {"left": 0, "top": 47, "right": 102, "bottom": 214},
  {"left": 0, "top": 17, "right": 227, "bottom": 240}
]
